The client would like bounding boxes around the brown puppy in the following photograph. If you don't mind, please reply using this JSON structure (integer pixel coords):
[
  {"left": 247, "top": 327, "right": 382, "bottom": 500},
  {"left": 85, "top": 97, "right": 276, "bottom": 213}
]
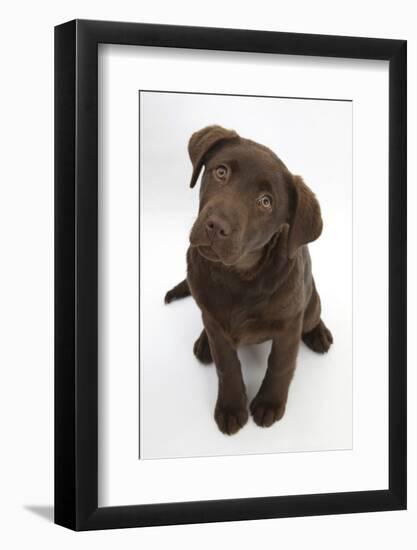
[{"left": 165, "top": 125, "right": 333, "bottom": 435}]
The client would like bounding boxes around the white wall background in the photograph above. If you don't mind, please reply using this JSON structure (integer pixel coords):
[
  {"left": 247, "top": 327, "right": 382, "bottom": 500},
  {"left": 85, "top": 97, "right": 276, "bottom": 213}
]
[{"left": 0, "top": 0, "right": 415, "bottom": 548}]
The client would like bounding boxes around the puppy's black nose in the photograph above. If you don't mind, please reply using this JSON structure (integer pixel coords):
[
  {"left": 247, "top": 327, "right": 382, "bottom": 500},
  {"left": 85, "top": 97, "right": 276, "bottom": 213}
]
[{"left": 205, "top": 215, "right": 231, "bottom": 239}]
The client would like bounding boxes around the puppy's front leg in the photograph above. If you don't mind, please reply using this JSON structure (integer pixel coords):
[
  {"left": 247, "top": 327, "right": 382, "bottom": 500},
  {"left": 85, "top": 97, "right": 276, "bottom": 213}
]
[
  {"left": 203, "top": 315, "right": 248, "bottom": 435},
  {"left": 251, "top": 317, "right": 303, "bottom": 427}
]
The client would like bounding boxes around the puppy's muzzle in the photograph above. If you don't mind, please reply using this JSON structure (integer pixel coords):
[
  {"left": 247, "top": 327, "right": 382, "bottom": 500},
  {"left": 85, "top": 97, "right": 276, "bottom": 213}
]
[{"left": 205, "top": 215, "right": 231, "bottom": 242}]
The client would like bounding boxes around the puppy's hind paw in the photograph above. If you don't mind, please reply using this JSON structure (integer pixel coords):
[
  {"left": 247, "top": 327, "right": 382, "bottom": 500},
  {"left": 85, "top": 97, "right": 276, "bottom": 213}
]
[
  {"left": 164, "top": 279, "right": 191, "bottom": 304},
  {"left": 193, "top": 330, "right": 213, "bottom": 365},
  {"left": 164, "top": 289, "right": 176, "bottom": 304},
  {"left": 302, "top": 319, "right": 333, "bottom": 353}
]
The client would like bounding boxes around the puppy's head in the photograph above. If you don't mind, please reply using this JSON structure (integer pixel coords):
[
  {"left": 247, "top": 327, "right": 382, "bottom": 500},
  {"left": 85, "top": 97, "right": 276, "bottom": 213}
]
[{"left": 188, "top": 125, "right": 322, "bottom": 265}]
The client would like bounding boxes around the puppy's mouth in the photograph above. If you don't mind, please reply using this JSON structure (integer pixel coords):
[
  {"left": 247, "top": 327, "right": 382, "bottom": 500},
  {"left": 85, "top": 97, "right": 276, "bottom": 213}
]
[
  {"left": 194, "top": 244, "right": 243, "bottom": 266},
  {"left": 196, "top": 245, "right": 222, "bottom": 262}
]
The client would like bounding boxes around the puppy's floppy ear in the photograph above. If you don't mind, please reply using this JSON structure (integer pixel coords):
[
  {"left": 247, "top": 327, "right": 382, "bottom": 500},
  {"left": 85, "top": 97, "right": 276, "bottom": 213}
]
[
  {"left": 188, "top": 125, "right": 239, "bottom": 188},
  {"left": 287, "top": 175, "right": 323, "bottom": 259}
]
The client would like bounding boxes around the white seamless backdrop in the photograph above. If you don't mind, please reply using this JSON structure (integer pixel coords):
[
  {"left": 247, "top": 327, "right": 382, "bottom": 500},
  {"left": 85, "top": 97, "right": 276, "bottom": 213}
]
[
  {"left": 98, "top": 44, "right": 389, "bottom": 506},
  {"left": 139, "top": 91, "right": 353, "bottom": 460}
]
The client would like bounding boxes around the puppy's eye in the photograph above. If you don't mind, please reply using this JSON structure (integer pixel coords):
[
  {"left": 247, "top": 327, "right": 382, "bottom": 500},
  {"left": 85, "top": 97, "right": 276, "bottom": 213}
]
[
  {"left": 214, "top": 165, "right": 228, "bottom": 180},
  {"left": 257, "top": 195, "right": 273, "bottom": 210}
]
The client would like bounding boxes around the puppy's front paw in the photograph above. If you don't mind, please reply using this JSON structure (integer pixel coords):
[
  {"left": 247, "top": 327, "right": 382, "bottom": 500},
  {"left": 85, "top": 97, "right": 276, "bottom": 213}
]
[
  {"left": 250, "top": 396, "right": 286, "bottom": 427},
  {"left": 214, "top": 402, "right": 248, "bottom": 435}
]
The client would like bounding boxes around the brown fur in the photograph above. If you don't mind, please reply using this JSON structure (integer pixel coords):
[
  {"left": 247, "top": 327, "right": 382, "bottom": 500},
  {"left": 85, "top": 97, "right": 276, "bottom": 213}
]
[{"left": 165, "top": 125, "right": 333, "bottom": 435}]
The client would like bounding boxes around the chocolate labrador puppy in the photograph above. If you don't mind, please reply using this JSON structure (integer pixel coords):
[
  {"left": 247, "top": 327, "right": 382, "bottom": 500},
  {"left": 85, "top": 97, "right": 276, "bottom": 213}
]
[{"left": 165, "top": 125, "right": 333, "bottom": 435}]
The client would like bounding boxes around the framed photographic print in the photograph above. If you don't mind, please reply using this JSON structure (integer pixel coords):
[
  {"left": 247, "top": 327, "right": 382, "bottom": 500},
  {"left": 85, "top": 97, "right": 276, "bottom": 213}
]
[{"left": 54, "top": 19, "right": 407, "bottom": 530}]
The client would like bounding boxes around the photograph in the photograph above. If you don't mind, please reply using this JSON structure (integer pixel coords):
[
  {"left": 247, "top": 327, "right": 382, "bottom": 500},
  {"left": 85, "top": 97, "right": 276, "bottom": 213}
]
[
  {"left": 139, "top": 90, "right": 353, "bottom": 459},
  {"left": 52, "top": 17, "right": 406, "bottom": 533},
  {"left": 0, "top": 0, "right": 410, "bottom": 543}
]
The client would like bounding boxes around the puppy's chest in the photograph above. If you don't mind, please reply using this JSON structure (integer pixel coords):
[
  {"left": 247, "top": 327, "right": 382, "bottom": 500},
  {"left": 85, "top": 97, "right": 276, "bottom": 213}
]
[
  {"left": 192, "top": 279, "right": 292, "bottom": 346},
  {"left": 229, "top": 302, "right": 287, "bottom": 346}
]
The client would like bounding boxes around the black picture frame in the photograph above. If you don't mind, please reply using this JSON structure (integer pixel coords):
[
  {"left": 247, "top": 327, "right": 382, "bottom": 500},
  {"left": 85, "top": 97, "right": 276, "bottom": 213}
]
[{"left": 55, "top": 19, "right": 407, "bottom": 531}]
